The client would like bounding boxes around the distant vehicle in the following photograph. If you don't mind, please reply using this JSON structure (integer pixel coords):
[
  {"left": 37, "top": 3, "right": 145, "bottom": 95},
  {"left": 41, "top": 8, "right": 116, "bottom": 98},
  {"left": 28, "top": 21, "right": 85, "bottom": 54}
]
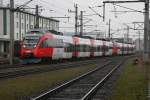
[{"left": 20, "top": 29, "right": 135, "bottom": 63}]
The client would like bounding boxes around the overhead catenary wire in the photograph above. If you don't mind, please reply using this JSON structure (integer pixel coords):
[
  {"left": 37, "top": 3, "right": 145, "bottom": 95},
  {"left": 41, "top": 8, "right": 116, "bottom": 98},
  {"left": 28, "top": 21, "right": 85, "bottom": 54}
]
[
  {"left": 39, "top": 0, "right": 73, "bottom": 18},
  {"left": 12, "top": 0, "right": 118, "bottom": 33},
  {"left": 112, "top": 3, "right": 144, "bottom": 13},
  {"left": 88, "top": 6, "right": 104, "bottom": 21},
  {"left": 39, "top": 0, "right": 104, "bottom": 31},
  {"left": 40, "top": 0, "right": 68, "bottom": 11},
  {"left": 39, "top": 0, "right": 77, "bottom": 26},
  {"left": 1, "top": 0, "right": 126, "bottom": 36}
]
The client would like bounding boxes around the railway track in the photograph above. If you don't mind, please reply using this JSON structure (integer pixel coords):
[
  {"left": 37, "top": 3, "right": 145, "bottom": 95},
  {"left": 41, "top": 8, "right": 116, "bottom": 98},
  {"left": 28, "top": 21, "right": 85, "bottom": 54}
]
[
  {"left": 30, "top": 57, "right": 126, "bottom": 100},
  {"left": 0, "top": 58, "right": 108, "bottom": 80},
  {"left": 0, "top": 57, "right": 107, "bottom": 70},
  {"left": 0, "top": 55, "right": 123, "bottom": 70}
]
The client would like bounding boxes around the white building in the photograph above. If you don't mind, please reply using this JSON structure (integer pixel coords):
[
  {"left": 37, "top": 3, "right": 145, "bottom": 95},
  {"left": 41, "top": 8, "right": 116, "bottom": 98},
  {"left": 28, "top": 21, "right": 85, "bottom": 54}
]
[
  {"left": 0, "top": 7, "right": 59, "bottom": 56},
  {"left": 0, "top": 0, "right": 3, "bottom": 7}
]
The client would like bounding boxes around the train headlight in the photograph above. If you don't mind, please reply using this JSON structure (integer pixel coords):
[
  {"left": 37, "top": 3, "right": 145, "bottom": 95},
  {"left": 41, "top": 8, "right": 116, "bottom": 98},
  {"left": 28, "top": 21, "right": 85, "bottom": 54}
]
[
  {"left": 34, "top": 45, "right": 37, "bottom": 48},
  {"left": 23, "top": 45, "right": 26, "bottom": 48}
]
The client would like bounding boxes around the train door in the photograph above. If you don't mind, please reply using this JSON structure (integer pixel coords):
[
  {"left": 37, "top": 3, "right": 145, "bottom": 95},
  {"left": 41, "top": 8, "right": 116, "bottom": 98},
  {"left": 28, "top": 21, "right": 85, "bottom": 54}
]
[
  {"left": 112, "top": 42, "right": 117, "bottom": 55},
  {"left": 90, "top": 39, "right": 94, "bottom": 57}
]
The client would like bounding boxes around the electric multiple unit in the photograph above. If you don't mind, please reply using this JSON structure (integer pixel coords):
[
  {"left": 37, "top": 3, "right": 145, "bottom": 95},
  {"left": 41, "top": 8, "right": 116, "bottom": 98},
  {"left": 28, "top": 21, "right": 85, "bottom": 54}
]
[{"left": 20, "top": 29, "right": 135, "bottom": 62}]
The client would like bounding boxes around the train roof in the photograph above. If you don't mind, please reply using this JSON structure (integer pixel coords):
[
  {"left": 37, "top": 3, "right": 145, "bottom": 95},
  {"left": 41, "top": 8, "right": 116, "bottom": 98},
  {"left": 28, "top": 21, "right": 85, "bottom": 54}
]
[
  {"left": 73, "top": 35, "right": 94, "bottom": 39},
  {"left": 27, "top": 29, "right": 63, "bottom": 35},
  {"left": 25, "top": 29, "right": 134, "bottom": 45},
  {"left": 27, "top": 29, "right": 48, "bottom": 34}
]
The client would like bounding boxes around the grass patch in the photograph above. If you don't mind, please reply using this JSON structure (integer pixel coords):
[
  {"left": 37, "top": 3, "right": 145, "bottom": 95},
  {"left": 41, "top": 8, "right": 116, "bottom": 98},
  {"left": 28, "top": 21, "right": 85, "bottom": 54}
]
[
  {"left": 0, "top": 64, "right": 97, "bottom": 100},
  {"left": 110, "top": 60, "right": 148, "bottom": 100}
]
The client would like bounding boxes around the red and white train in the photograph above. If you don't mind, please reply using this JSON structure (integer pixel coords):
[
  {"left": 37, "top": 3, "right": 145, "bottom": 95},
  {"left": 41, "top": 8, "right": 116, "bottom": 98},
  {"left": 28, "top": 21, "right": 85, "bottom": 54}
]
[{"left": 20, "top": 29, "right": 135, "bottom": 63}]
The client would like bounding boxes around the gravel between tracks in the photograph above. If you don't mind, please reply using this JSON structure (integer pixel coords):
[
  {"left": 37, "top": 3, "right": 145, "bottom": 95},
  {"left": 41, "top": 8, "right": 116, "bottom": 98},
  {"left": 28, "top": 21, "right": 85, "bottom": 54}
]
[
  {"left": 91, "top": 59, "right": 126, "bottom": 100},
  {"left": 30, "top": 56, "right": 127, "bottom": 100}
]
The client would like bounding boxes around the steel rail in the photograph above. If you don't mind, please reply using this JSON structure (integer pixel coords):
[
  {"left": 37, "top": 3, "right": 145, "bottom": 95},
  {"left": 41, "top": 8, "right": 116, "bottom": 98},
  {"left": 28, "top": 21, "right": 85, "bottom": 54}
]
[
  {"left": 0, "top": 59, "right": 105, "bottom": 80},
  {"left": 0, "top": 58, "right": 105, "bottom": 70},
  {"left": 30, "top": 61, "right": 111, "bottom": 100},
  {"left": 81, "top": 60, "right": 124, "bottom": 100}
]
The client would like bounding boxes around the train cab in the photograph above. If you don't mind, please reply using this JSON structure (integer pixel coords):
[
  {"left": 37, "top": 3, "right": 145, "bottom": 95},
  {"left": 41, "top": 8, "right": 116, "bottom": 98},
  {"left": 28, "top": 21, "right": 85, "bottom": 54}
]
[{"left": 21, "top": 31, "right": 42, "bottom": 58}]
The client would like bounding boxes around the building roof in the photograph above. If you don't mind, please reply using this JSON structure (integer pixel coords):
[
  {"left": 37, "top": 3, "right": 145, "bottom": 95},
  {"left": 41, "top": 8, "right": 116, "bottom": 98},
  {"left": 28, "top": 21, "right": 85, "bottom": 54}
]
[{"left": 0, "top": 7, "right": 59, "bottom": 22}]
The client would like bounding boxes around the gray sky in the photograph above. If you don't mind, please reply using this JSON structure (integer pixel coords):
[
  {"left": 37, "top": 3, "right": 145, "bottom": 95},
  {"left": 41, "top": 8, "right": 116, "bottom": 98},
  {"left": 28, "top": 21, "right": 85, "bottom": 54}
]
[{"left": 3, "top": 0, "right": 145, "bottom": 39}]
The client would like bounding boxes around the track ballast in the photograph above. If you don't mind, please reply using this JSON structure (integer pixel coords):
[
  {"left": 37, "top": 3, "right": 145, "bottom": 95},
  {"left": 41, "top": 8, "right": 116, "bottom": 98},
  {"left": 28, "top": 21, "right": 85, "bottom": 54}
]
[
  {"left": 0, "top": 58, "right": 107, "bottom": 80},
  {"left": 31, "top": 57, "right": 126, "bottom": 100}
]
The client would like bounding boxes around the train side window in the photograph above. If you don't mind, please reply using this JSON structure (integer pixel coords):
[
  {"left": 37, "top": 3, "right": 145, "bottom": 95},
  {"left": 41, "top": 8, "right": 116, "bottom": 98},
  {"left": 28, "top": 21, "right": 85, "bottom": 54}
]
[
  {"left": 94, "top": 46, "right": 97, "bottom": 52},
  {"left": 79, "top": 45, "right": 81, "bottom": 52},
  {"left": 78, "top": 45, "right": 80, "bottom": 52},
  {"left": 81, "top": 45, "right": 84, "bottom": 52},
  {"left": 70, "top": 44, "right": 74, "bottom": 52},
  {"left": 87, "top": 45, "right": 90, "bottom": 52},
  {"left": 105, "top": 46, "right": 109, "bottom": 51},
  {"left": 91, "top": 46, "right": 94, "bottom": 52},
  {"left": 64, "top": 42, "right": 73, "bottom": 52},
  {"left": 95, "top": 46, "right": 97, "bottom": 52},
  {"left": 83, "top": 45, "right": 85, "bottom": 52},
  {"left": 78, "top": 45, "right": 81, "bottom": 52},
  {"left": 97, "top": 46, "right": 99, "bottom": 51},
  {"left": 97, "top": 46, "right": 101, "bottom": 51},
  {"left": 85, "top": 45, "right": 87, "bottom": 52},
  {"left": 46, "top": 39, "right": 55, "bottom": 47},
  {"left": 67, "top": 43, "right": 71, "bottom": 52},
  {"left": 40, "top": 40, "right": 47, "bottom": 48},
  {"left": 45, "top": 39, "right": 63, "bottom": 48}
]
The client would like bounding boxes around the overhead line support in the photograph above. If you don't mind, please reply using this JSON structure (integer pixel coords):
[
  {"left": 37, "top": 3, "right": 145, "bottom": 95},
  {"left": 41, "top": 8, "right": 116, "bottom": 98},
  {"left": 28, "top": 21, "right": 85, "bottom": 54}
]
[
  {"left": 35, "top": 5, "right": 39, "bottom": 28},
  {"left": 80, "top": 11, "right": 83, "bottom": 36},
  {"left": 103, "top": 0, "right": 149, "bottom": 62},
  {"left": 10, "top": 0, "right": 14, "bottom": 65},
  {"left": 75, "top": 4, "right": 78, "bottom": 35},
  {"left": 103, "top": 0, "right": 145, "bottom": 3}
]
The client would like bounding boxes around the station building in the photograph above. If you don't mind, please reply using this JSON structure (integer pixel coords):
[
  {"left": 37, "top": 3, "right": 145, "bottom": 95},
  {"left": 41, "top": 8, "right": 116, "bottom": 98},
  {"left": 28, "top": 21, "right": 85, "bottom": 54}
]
[{"left": 0, "top": 7, "right": 59, "bottom": 56}]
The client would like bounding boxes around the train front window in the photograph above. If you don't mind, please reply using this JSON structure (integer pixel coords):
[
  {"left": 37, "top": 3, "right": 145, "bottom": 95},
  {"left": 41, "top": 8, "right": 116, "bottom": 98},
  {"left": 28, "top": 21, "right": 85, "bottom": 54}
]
[
  {"left": 23, "top": 37, "right": 39, "bottom": 49},
  {"left": 24, "top": 39, "right": 38, "bottom": 44},
  {"left": 27, "top": 31, "right": 44, "bottom": 34}
]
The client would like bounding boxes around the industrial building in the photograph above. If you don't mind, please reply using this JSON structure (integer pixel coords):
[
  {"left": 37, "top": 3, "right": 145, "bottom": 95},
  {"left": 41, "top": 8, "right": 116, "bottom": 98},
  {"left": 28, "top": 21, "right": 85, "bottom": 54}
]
[{"left": 0, "top": 7, "right": 59, "bottom": 56}]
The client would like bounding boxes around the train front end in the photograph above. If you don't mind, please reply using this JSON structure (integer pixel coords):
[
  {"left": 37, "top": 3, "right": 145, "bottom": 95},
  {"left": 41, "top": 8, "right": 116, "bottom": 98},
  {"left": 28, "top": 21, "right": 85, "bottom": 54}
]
[{"left": 20, "top": 31, "right": 42, "bottom": 63}]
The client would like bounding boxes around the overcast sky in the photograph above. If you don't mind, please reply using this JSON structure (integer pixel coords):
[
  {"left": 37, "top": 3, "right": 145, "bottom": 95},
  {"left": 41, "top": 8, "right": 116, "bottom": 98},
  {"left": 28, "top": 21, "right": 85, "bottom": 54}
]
[{"left": 3, "top": 0, "right": 145, "bottom": 39}]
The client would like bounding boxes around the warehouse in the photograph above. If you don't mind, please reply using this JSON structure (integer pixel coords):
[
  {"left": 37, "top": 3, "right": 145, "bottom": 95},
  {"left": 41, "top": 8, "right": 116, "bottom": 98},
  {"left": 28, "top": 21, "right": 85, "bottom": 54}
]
[{"left": 0, "top": 7, "right": 59, "bottom": 56}]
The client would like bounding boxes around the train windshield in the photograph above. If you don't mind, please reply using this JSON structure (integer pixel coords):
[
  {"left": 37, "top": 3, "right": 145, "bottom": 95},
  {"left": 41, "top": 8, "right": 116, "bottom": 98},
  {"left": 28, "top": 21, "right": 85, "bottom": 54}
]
[
  {"left": 23, "top": 36, "right": 40, "bottom": 49},
  {"left": 26, "top": 31, "right": 45, "bottom": 34}
]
